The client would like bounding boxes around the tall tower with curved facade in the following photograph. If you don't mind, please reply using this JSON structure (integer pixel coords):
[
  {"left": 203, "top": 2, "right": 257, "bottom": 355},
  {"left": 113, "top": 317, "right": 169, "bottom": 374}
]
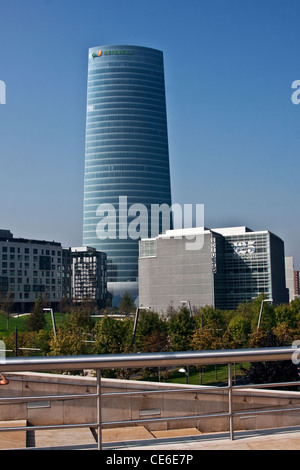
[{"left": 83, "top": 45, "right": 172, "bottom": 305}]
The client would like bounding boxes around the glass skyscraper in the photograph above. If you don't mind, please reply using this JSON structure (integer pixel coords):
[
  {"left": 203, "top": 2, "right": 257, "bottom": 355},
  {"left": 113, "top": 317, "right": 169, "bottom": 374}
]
[{"left": 83, "top": 45, "right": 172, "bottom": 304}]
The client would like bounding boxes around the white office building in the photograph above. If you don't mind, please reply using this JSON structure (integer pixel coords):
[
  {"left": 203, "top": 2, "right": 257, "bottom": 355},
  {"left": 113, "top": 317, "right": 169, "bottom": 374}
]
[{"left": 139, "top": 226, "right": 289, "bottom": 313}]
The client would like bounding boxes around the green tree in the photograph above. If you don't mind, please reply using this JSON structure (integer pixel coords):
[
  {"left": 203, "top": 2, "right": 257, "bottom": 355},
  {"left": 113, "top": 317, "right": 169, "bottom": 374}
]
[
  {"left": 119, "top": 291, "right": 136, "bottom": 314},
  {"left": 245, "top": 328, "right": 299, "bottom": 388},
  {"left": 92, "top": 316, "right": 133, "bottom": 378},
  {"left": 26, "top": 296, "right": 47, "bottom": 332},
  {"left": 169, "top": 308, "right": 195, "bottom": 351},
  {"left": 48, "top": 324, "right": 90, "bottom": 357},
  {"left": 290, "top": 298, "right": 300, "bottom": 322},
  {"left": 69, "top": 306, "right": 94, "bottom": 331},
  {"left": 134, "top": 311, "right": 169, "bottom": 352},
  {"left": 275, "top": 303, "right": 298, "bottom": 329},
  {"left": 0, "top": 291, "right": 14, "bottom": 330},
  {"left": 5, "top": 330, "right": 51, "bottom": 357},
  {"left": 194, "top": 306, "right": 226, "bottom": 333},
  {"left": 191, "top": 327, "right": 223, "bottom": 351},
  {"left": 236, "top": 294, "right": 276, "bottom": 332},
  {"left": 93, "top": 316, "right": 132, "bottom": 354},
  {"left": 226, "top": 314, "right": 251, "bottom": 348}
]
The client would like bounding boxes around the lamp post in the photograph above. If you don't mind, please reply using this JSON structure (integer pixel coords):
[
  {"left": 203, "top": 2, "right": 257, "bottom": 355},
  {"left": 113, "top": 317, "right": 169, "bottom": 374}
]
[
  {"left": 43, "top": 308, "right": 57, "bottom": 337},
  {"left": 180, "top": 300, "right": 192, "bottom": 317},
  {"left": 179, "top": 367, "right": 189, "bottom": 384},
  {"left": 130, "top": 306, "right": 151, "bottom": 350},
  {"left": 257, "top": 299, "right": 273, "bottom": 329}
]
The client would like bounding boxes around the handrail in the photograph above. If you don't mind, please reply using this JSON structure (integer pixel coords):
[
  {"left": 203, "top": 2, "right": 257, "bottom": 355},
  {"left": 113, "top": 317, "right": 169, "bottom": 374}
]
[
  {"left": 0, "top": 346, "right": 297, "bottom": 371},
  {"left": 0, "top": 346, "right": 299, "bottom": 451}
]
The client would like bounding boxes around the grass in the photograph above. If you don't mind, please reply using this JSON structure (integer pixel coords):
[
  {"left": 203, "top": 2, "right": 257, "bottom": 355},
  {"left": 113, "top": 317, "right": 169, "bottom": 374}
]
[
  {"left": 166, "top": 364, "right": 249, "bottom": 386},
  {"left": 0, "top": 314, "right": 250, "bottom": 386},
  {"left": 0, "top": 312, "right": 69, "bottom": 338},
  {"left": 136, "top": 363, "right": 250, "bottom": 386}
]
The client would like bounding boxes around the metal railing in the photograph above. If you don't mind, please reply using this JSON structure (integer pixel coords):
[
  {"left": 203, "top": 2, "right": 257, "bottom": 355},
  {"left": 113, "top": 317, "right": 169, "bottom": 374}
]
[{"left": 0, "top": 346, "right": 300, "bottom": 450}]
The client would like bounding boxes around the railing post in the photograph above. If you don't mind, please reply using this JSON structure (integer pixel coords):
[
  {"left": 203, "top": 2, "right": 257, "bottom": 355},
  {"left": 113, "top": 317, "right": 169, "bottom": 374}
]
[
  {"left": 96, "top": 369, "right": 102, "bottom": 450},
  {"left": 228, "top": 362, "right": 234, "bottom": 440}
]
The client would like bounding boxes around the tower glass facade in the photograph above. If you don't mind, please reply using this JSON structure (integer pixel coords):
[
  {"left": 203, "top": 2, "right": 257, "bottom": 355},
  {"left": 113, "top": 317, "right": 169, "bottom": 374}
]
[{"left": 83, "top": 45, "right": 172, "bottom": 304}]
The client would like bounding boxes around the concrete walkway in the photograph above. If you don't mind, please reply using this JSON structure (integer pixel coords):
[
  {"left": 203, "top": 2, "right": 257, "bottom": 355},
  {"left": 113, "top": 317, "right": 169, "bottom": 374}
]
[{"left": 20, "top": 425, "right": 300, "bottom": 450}]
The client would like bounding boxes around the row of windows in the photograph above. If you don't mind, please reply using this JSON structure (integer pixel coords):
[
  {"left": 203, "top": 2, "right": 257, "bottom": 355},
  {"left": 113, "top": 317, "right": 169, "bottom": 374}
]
[
  {"left": 2, "top": 254, "right": 61, "bottom": 264},
  {"left": 79, "top": 244, "right": 139, "bottom": 254},
  {"left": 224, "top": 259, "right": 270, "bottom": 270},
  {"left": 86, "top": 102, "right": 167, "bottom": 116},
  {"left": 139, "top": 239, "right": 157, "bottom": 258},
  {"left": 87, "top": 122, "right": 167, "bottom": 136},
  {"left": 85, "top": 164, "right": 170, "bottom": 175},
  {"left": 84, "top": 175, "right": 171, "bottom": 187},
  {"left": 84, "top": 174, "right": 170, "bottom": 184},
  {"left": 87, "top": 93, "right": 165, "bottom": 107},
  {"left": 89, "top": 59, "right": 163, "bottom": 74},
  {"left": 87, "top": 94, "right": 166, "bottom": 108},
  {"left": 79, "top": 239, "right": 138, "bottom": 250},
  {"left": 84, "top": 175, "right": 171, "bottom": 183},
  {"left": 224, "top": 267, "right": 270, "bottom": 275},
  {"left": 86, "top": 126, "right": 167, "bottom": 138},
  {"left": 86, "top": 147, "right": 169, "bottom": 157},
  {"left": 88, "top": 77, "right": 165, "bottom": 90},
  {"left": 86, "top": 114, "right": 167, "bottom": 126},
  {"left": 3, "top": 277, "right": 62, "bottom": 285},
  {"left": 83, "top": 205, "right": 172, "bottom": 216},
  {"left": 1, "top": 246, "right": 61, "bottom": 256},
  {"left": 83, "top": 190, "right": 171, "bottom": 201},
  {"left": 88, "top": 70, "right": 164, "bottom": 89},
  {"left": 222, "top": 289, "right": 272, "bottom": 298},
  {"left": 87, "top": 121, "right": 167, "bottom": 133},
  {"left": 85, "top": 151, "right": 169, "bottom": 162},
  {"left": 89, "top": 65, "right": 164, "bottom": 77},
  {"left": 84, "top": 165, "right": 171, "bottom": 175},
  {"left": 225, "top": 277, "right": 271, "bottom": 285},
  {"left": 83, "top": 195, "right": 172, "bottom": 207},
  {"left": 87, "top": 87, "right": 165, "bottom": 100},
  {"left": 9, "top": 291, "right": 61, "bottom": 300},
  {"left": 86, "top": 105, "right": 166, "bottom": 117},
  {"left": 1, "top": 266, "right": 62, "bottom": 275},
  {"left": 86, "top": 137, "right": 168, "bottom": 148}
]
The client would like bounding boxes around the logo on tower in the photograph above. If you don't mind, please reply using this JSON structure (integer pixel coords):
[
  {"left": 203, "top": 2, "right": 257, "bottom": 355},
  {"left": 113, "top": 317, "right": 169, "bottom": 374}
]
[
  {"left": 233, "top": 241, "right": 256, "bottom": 256},
  {"left": 92, "top": 50, "right": 102, "bottom": 59},
  {"left": 0, "top": 81, "right": 6, "bottom": 105}
]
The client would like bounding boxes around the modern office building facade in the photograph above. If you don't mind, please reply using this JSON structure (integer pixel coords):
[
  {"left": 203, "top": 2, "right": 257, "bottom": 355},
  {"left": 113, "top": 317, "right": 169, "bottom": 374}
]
[
  {"left": 295, "top": 271, "right": 300, "bottom": 299},
  {"left": 213, "top": 227, "right": 289, "bottom": 309},
  {"left": 139, "top": 227, "right": 289, "bottom": 313},
  {"left": 70, "top": 247, "right": 107, "bottom": 308},
  {"left": 0, "top": 230, "right": 107, "bottom": 312},
  {"left": 82, "top": 45, "right": 172, "bottom": 305},
  {"left": 285, "top": 256, "right": 300, "bottom": 301},
  {"left": 0, "top": 230, "right": 64, "bottom": 312}
]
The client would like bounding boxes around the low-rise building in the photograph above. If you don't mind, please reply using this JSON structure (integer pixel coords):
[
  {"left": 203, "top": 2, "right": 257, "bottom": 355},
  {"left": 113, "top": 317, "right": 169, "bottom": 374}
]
[
  {"left": 139, "top": 226, "right": 289, "bottom": 313},
  {"left": 0, "top": 230, "right": 64, "bottom": 312},
  {"left": 71, "top": 247, "right": 107, "bottom": 308},
  {"left": 0, "top": 231, "right": 107, "bottom": 311}
]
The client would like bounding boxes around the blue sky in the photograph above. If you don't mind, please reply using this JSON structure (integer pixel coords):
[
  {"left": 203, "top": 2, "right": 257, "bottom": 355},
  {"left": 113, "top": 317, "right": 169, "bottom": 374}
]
[{"left": 0, "top": 0, "right": 300, "bottom": 266}]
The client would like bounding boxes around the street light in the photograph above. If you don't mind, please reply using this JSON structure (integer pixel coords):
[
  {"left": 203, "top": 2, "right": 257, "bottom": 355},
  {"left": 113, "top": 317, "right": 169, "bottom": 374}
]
[
  {"left": 130, "top": 306, "right": 151, "bottom": 350},
  {"left": 179, "top": 367, "right": 189, "bottom": 384},
  {"left": 180, "top": 300, "right": 192, "bottom": 317},
  {"left": 43, "top": 308, "right": 57, "bottom": 337},
  {"left": 257, "top": 299, "right": 273, "bottom": 329}
]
